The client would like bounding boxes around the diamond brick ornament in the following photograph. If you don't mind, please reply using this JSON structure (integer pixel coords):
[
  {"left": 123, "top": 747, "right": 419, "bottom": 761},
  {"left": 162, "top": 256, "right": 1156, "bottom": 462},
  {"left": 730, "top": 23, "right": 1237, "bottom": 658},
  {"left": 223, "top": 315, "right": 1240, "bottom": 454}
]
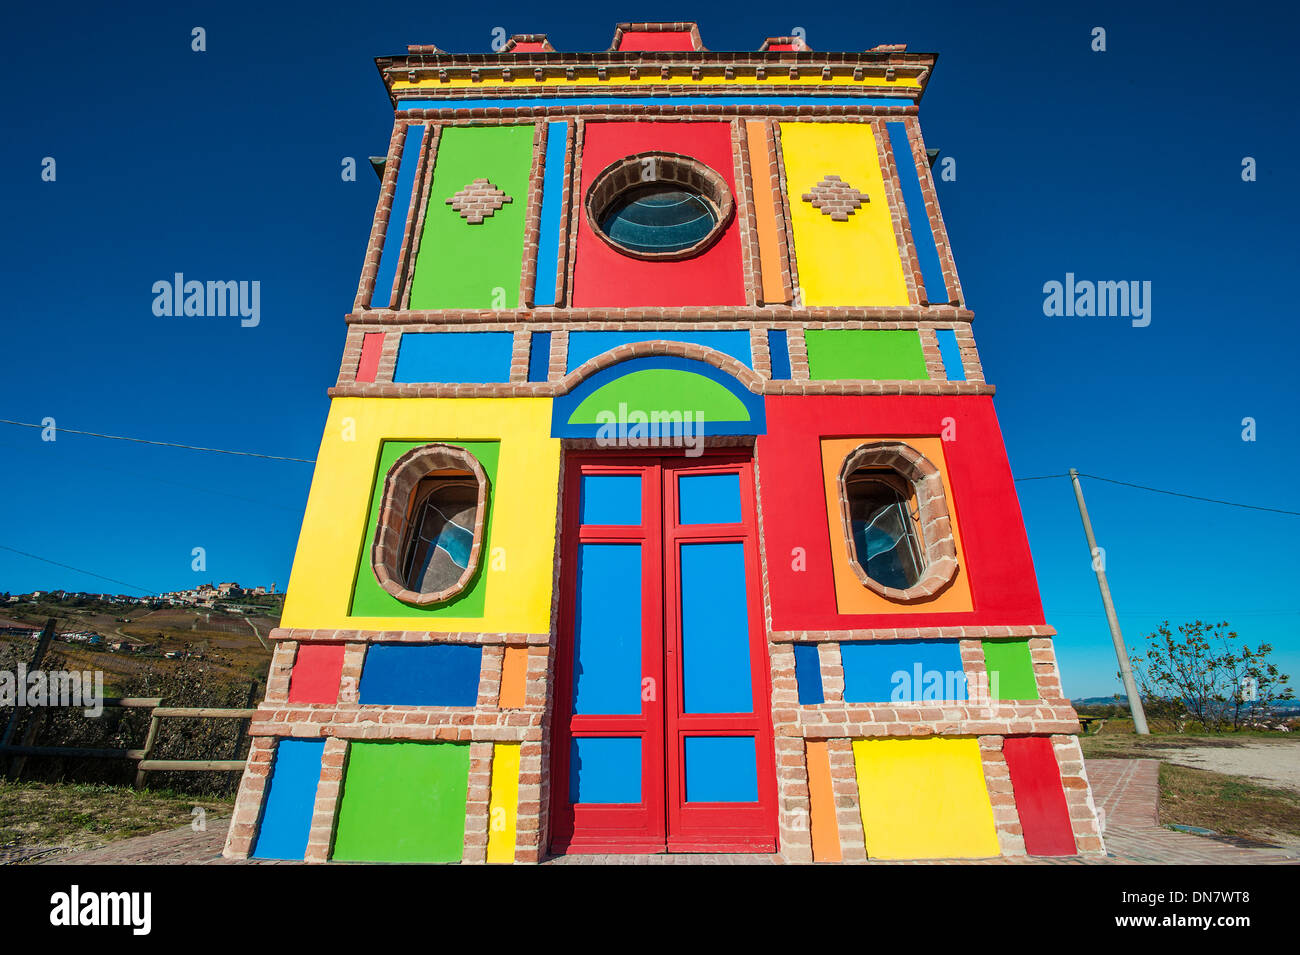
[
  {"left": 446, "top": 178, "right": 513, "bottom": 224},
  {"left": 802, "top": 175, "right": 868, "bottom": 221}
]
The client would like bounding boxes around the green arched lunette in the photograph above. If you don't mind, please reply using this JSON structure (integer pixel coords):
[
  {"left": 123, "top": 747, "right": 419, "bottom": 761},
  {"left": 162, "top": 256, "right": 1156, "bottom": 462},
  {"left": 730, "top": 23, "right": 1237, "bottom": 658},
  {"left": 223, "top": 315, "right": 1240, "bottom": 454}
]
[{"left": 569, "top": 368, "right": 749, "bottom": 424}]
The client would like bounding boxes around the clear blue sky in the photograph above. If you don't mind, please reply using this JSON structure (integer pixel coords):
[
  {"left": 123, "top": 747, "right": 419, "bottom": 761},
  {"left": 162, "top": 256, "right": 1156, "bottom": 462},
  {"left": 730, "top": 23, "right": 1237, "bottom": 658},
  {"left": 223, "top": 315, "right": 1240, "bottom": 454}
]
[{"left": 2, "top": 1, "right": 1295, "bottom": 697}]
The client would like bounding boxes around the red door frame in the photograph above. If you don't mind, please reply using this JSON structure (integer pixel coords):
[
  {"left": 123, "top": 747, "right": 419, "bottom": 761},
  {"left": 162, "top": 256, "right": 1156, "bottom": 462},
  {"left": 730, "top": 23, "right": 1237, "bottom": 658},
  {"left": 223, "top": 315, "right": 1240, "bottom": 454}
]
[{"left": 550, "top": 450, "right": 777, "bottom": 855}]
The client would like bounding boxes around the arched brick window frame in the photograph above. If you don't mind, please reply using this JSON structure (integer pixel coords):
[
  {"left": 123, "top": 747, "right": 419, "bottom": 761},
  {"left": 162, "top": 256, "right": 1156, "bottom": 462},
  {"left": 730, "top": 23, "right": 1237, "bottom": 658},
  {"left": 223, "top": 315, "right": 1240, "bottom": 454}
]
[
  {"left": 584, "top": 151, "right": 735, "bottom": 261},
  {"left": 371, "top": 443, "right": 489, "bottom": 606},
  {"left": 836, "top": 441, "right": 959, "bottom": 603}
]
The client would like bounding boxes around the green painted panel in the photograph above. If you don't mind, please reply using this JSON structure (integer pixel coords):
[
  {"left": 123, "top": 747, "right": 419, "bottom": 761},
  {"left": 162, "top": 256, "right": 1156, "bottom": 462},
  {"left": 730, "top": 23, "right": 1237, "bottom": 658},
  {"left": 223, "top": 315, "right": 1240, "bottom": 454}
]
[
  {"left": 804, "top": 329, "right": 929, "bottom": 381},
  {"left": 981, "top": 639, "right": 1040, "bottom": 701},
  {"left": 348, "top": 440, "right": 499, "bottom": 618},
  {"left": 331, "top": 741, "right": 469, "bottom": 863},
  {"left": 570, "top": 369, "right": 749, "bottom": 424},
  {"left": 409, "top": 125, "right": 535, "bottom": 309}
]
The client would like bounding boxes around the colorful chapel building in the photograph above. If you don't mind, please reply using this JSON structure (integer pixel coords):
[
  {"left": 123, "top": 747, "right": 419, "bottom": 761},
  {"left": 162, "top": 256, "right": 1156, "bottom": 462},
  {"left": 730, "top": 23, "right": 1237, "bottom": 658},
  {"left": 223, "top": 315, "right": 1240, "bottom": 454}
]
[{"left": 225, "top": 22, "right": 1106, "bottom": 863}]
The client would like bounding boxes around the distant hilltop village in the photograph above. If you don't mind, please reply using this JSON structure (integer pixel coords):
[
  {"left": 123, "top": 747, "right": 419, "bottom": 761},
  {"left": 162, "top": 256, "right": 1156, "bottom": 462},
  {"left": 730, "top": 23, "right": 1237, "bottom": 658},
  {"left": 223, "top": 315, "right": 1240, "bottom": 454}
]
[{"left": 5, "top": 581, "right": 281, "bottom": 610}]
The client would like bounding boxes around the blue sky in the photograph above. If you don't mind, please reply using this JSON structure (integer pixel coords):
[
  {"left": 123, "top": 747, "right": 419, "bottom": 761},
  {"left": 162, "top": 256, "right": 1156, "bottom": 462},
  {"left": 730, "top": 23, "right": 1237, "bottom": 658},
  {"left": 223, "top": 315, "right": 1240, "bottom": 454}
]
[{"left": 2, "top": 1, "right": 1295, "bottom": 697}]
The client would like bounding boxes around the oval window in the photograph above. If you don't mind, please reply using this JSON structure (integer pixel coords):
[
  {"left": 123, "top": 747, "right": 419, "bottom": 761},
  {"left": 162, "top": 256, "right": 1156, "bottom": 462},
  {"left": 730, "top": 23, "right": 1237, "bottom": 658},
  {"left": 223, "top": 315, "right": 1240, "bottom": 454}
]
[
  {"left": 837, "top": 441, "right": 960, "bottom": 603},
  {"left": 585, "top": 151, "right": 734, "bottom": 261},
  {"left": 371, "top": 444, "right": 489, "bottom": 605}
]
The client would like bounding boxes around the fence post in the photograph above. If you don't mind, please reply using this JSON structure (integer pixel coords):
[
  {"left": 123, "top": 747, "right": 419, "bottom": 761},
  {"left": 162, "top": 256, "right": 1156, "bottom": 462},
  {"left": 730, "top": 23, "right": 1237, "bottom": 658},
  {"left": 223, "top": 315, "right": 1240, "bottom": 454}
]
[{"left": 134, "top": 709, "right": 161, "bottom": 788}]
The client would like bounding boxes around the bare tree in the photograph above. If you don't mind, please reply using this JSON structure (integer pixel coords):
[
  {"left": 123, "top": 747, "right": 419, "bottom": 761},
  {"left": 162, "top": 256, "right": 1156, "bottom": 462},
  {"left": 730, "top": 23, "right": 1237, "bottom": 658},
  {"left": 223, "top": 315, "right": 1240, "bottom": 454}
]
[{"left": 1132, "top": 620, "right": 1293, "bottom": 733}]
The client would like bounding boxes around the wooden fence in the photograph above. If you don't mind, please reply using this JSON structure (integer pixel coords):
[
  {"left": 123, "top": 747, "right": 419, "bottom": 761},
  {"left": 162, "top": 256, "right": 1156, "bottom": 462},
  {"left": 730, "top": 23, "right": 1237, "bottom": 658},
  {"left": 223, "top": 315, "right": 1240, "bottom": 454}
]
[{"left": 1, "top": 617, "right": 256, "bottom": 785}]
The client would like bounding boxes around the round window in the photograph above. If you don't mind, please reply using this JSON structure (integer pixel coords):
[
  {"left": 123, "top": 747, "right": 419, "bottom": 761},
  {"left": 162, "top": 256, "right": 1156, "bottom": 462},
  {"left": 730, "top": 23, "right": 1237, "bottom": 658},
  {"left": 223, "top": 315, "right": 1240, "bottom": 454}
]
[{"left": 585, "top": 152, "right": 734, "bottom": 261}]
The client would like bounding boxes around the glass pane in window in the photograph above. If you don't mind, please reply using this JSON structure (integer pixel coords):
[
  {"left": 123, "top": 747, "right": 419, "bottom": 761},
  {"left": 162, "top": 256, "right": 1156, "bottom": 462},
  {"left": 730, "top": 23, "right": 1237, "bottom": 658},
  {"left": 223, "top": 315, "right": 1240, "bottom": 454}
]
[
  {"left": 402, "top": 477, "right": 479, "bottom": 593},
  {"left": 600, "top": 185, "right": 717, "bottom": 254}
]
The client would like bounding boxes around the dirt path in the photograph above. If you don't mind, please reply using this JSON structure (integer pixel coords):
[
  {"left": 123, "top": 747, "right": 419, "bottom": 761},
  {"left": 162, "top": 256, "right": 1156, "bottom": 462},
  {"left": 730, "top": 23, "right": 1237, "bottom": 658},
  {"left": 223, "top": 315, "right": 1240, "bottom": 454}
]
[{"left": 1157, "top": 741, "right": 1300, "bottom": 793}]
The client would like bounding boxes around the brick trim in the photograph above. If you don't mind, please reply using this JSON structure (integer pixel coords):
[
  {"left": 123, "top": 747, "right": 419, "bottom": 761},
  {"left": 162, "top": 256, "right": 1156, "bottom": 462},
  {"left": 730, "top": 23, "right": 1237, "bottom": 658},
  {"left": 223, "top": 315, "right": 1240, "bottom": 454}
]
[
  {"left": 769, "top": 624, "right": 1058, "bottom": 643},
  {"left": 1052, "top": 734, "right": 1107, "bottom": 853},
  {"left": 519, "top": 121, "right": 547, "bottom": 308},
  {"left": 222, "top": 736, "right": 277, "bottom": 859},
  {"left": 979, "top": 735, "right": 1028, "bottom": 856},
  {"left": 463, "top": 741, "right": 494, "bottom": 863},
  {"left": 354, "top": 122, "right": 409, "bottom": 312},
  {"left": 304, "top": 737, "right": 349, "bottom": 863},
  {"left": 904, "top": 117, "right": 963, "bottom": 306},
  {"left": 268, "top": 627, "right": 550, "bottom": 646},
  {"left": 825, "top": 739, "right": 867, "bottom": 861},
  {"left": 732, "top": 119, "right": 761, "bottom": 306},
  {"left": 395, "top": 124, "right": 438, "bottom": 311},
  {"left": 874, "top": 117, "right": 925, "bottom": 305}
]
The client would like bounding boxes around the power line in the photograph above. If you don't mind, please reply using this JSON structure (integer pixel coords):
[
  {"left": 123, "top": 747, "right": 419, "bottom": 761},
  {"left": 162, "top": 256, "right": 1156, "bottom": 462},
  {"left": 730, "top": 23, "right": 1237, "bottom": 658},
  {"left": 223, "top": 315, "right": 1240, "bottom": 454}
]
[
  {"left": 0, "top": 419, "right": 315, "bottom": 464},
  {"left": 0, "top": 543, "right": 157, "bottom": 595},
  {"left": 1015, "top": 470, "right": 1300, "bottom": 517},
  {"left": 1076, "top": 472, "right": 1300, "bottom": 517}
]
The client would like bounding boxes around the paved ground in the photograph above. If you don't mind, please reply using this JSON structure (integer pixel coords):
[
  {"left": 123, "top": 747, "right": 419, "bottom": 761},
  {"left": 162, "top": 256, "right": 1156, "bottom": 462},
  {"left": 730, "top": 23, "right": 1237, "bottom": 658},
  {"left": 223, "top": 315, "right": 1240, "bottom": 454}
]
[{"left": 30, "top": 758, "right": 1300, "bottom": 865}]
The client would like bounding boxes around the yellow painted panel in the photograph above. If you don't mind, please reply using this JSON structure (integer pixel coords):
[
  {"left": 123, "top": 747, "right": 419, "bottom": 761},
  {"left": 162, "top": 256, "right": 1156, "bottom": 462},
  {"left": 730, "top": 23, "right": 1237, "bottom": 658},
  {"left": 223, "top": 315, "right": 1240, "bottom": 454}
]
[
  {"left": 486, "top": 742, "right": 521, "bottom": 864},
  {"left": 819, "top": 437, "right": 973, "bottom": 614},
  {"left": 852, "top": 737, "right": 1000, "bottom": 859},
  {"left": 280, "top": 397, "right": 560, "bottom": 633},
  {"left": 394, "top": 74, "right": 921, "bottom": 91},
  {"left": 780, "top": 123, "right": 909, "bottom": 306}
]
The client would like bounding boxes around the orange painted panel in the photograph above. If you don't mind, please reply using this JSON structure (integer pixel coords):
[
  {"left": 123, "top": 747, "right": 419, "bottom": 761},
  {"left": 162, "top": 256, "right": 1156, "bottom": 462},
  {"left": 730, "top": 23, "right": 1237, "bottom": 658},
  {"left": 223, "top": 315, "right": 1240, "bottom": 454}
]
[
  {"left": 745, "top": 121, "right": 788, "bottom": 305},
  {"left": 806, "top": 740, "right": 841, "bottom": 862},
  {"left": 819, "top": 436, "right": 973, "bottom": 615},
  {"left": 499, "top": 646, "right": 528, "bottom": 708}
]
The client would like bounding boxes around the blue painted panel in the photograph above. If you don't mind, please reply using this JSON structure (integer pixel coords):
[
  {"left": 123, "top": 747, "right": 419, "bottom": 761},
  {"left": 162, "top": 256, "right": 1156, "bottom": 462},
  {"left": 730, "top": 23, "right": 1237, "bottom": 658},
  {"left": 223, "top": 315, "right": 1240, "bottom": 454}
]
[
  {"left": 528, "top": 331, "right": 552, "bottom": 382},
  {"left": 358, "top": 644, "right": 482, "bottom": 706},
  {"left": 371, "top": 124, "right": 426, "bottom": 308},
  {"left": 840, "top": 640, "right": 968, "bottom": 703},
  {"left": 684, "top": 737, "right": 759, "bottom": 803},
  {"left": 678, "top": 472, "right": 741, "bottom": 525},
  {"left": 935, "top": 328, "right": 966, "bottom": 381},
  {"left": 566, "top": 330, "right": 752, "bottom": 372},
  {"left": 570, "top": 737, "right": 641, "bottom": 804},
  {"left": 793, "top": 643, "right": 825, "bottom": 705},
  {"left": 533, "top": 121, "right": 568, "bottom": 306},
  {"left": 767, "top": 328, "right": 792, "bottom": 380},
  {"left": 552, "top": 355, "right": 767, "bottom": 439},
  {"left": 251, "top": 738, "right": 324, "bottom": 860},
  {"left": 399, "top": 96, "right": 917, "bottom": 111},
  {"left": 680, "top": 542, "right": 753, "bottom": 714},
  {"left": 886, "top": 121, "right": 949, "bottom": 305},
  {"left": 580, "top": 474, "right": 641, "bottom": 526},
  {"left": 573, "top": 543, "right": 643, "bottom": 715},
  {"left": 393, "top": 332, "right": 514, "bottom": 384}
]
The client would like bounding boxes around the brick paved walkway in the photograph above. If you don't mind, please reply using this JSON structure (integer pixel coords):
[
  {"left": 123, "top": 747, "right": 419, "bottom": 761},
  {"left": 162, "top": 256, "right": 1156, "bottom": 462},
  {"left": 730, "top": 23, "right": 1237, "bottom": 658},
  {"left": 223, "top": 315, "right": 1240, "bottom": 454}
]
[{"left": 32, "top": 759, "right": 1300, "bottom": 865}]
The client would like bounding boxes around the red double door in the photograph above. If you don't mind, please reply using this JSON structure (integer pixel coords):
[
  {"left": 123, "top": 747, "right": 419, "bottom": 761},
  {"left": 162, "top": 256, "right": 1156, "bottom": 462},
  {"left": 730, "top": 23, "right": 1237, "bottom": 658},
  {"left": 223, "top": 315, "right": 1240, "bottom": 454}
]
[{"left": 550, "top": 453, "right": 778, "bottom": 854}]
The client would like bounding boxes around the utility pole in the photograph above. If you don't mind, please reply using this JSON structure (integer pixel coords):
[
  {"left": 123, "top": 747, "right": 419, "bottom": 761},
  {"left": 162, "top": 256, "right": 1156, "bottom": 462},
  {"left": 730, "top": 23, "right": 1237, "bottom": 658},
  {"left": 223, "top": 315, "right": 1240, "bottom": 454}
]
[{"left": 1069, "top": 469, "right": 1149, "bottom": 734}]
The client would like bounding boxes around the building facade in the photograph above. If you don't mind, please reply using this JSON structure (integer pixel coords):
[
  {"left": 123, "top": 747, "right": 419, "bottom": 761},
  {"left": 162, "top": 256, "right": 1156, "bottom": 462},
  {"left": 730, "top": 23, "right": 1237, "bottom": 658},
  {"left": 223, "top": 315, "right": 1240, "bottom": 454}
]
[{"left": 224, "top": 22, "right": 1105, "bottom": 863}]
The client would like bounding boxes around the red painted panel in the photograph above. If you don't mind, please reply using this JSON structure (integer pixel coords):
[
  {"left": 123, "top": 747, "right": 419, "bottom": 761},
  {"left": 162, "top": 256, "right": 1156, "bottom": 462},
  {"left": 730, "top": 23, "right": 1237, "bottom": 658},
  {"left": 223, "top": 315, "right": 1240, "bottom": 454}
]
[
  {"left": 1002, "top": 736, "right": 1078, "bottom": 856},
  {"left": 572, "top": 122, "right": 746, "bottom": 307},
  {"left": 615, "top": 31, "right": 696, "bottom": 51},
  {"left": 356, "top": 332, "right": 384, "bottom": 384},
  {"left": 757, "top": 395, "right": 1046, "bottom": 630},
  {"left": 510, "top": 41, "right": 547, "bottom": 52},
  {"left": 287, "top": 644, "right": 345, "bottom": 704}
]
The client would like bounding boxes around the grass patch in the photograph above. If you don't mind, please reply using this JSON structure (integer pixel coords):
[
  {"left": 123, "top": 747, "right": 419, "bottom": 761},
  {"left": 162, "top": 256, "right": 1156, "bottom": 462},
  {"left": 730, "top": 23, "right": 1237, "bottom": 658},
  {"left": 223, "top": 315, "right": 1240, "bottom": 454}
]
[
  {"left": 0, "top": 779, "right": 233, "bottom": 853},
  {"left": 1158, "top": 763, "right": 1300, "bottom": 849}
]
